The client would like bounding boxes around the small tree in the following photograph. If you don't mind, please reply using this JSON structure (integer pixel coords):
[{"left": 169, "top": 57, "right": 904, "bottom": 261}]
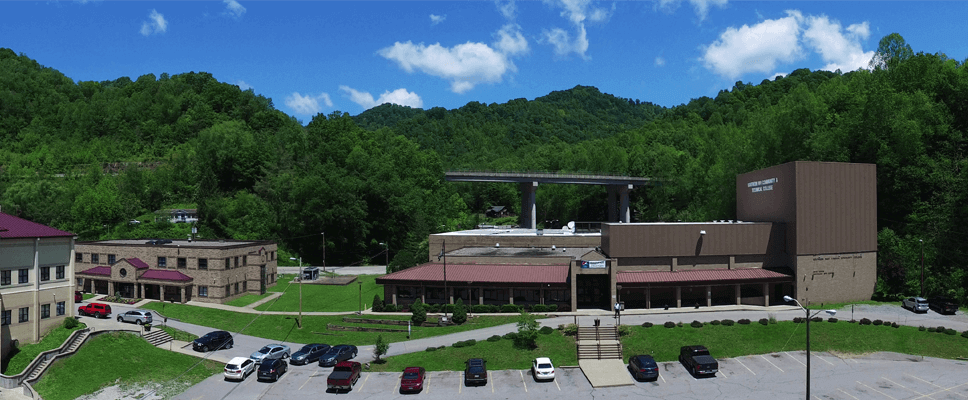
[
  {"left": 372, "top": 294, "right": 384, "bottom": 312},
  {"left": 514, "top": 311, "right": 539, "bottom": 349},
  {"left": 373, "top": 334, "right": 389, "bottom": 361},
  {"left": 410, "top": 298, "right": 427, "bottom": 325},
  {"left": 452, "top": 298, "right": 467, "bottom": 324}
]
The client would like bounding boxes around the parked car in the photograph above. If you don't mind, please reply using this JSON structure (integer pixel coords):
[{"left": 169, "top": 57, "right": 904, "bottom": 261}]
[
  {"left": 318, "top": 344, "right": 358, "bottom": 367},
  {"left": 74, "top": 291, "right": 83, "bottom": 303},
  {"left": 116, "top": 310, "right": 153, "bottom": 325},
  {"left": 464, "top": 358, "right": 487, "bottom": 386},
  {"left": 628, "top": 355, "right": 659, "bottom": 381},
  {"left": 399, "top": 366, "right": 426, "bottom": 393},
  {"left": 327, "top": 361, "right": 362, "bottom": 392},
  {"left": 77, "top": 303, "right": 112, "bottom": 318},
  {"left": 257, "top": 358, "right": 289, "bottom": 382},
  {"left": 250, "top": 344, "right": 291, "bottom": 364},
  {"left": 531, "top": 357, "right": 555, "bottom": 381},
  {"left": 291, "top": 343, "right": 330, "bottom": 365},
  {"left": 902, "top": 296, "right": 929, "bottom": 313},
  {"left": 223, "top": 357, "right": 256, "bottom": 381},
  {"left": 928, "top": 296, "right": 959, "bottom": 315},
  {"left": 192, "top": 331, "right": 234, "bottom": 352},
  {"left": 679, "top": 345, "right": 718, "bottom": 377}
]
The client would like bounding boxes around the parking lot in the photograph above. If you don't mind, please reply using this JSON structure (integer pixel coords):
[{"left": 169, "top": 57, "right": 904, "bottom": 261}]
[{"left": 173, "top": 351, "right": 968, "bottom": 400}]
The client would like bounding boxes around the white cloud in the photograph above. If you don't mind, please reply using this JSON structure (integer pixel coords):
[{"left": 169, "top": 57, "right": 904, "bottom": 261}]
[
  {"left": 236, "top": 80, "right": 253, "bottom": 91},
  {"left": 430, "top": 14, "right": 446, "bottom": 25},
  {"left": 771, "top": 72, "right": 788, "bottom": 80},
  {"left": 494, "top": 24, "right": 529, "bottom": 55},
  {"left": 657, "top": 0, "right": 727, "bottom": 21},
  {"left": 701, "top": 10, "right": 804, "bottom": 79},
  {"left": 339, "top": 86, "right": 423, "bottom": 110},
  {"left": 140, "top": 9, "right": 168, "bottom": 36},
  {"left": 540, "top": 0, "right": 611, "bottom": 59},
  {"left": 223, "top": 0, "right": 246, "bottom": 19},
  {"left": 654, "top": 56, "right": 666, "bottom": 67},
  {"left": 285, "top": 92, "right": 333, "bottom": 115},
  {"left": 802, "top": 16, "right": 873, "bottom": 73},
  {"left": 496, "top": 0, "right": 517, "bottom": 20}
]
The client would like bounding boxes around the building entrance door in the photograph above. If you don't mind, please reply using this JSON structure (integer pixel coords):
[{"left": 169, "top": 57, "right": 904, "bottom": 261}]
[{"left": 576, "top": 274, "right": 609, "bottom": 310}]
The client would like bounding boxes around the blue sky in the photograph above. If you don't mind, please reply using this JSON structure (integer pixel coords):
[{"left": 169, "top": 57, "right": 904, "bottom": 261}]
[{"left": 2, "top": 1, "right": 967, "bottom": 120}]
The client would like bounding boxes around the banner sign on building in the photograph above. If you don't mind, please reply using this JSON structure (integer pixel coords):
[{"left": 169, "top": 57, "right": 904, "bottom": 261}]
[
  {"left": 581, "top": 260, "right": 606, "bottom": 269},
  {"left": 747, "top": 177, "right": 777, "bottom": 193}
]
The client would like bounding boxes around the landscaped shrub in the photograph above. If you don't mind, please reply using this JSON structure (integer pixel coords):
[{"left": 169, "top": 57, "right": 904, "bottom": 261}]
[
  {"left": 793, "top": 317, "right": 803, "bottom": 323},
  {"left": 758, "top": 318, "right": 769, "bottom": 326},
  {"left": 472, "top": 304, "right": 499, "bottom": 313},
  {"left": 501, "top": 304, "right": 522, "bottom": 313},
  {"left": 962, "top": 330, "right": 968, "bottom": 338},
  {"left": 487, "top": 335, "right": 502, "bottom": 342},
  {"left": 721, "top": 319, "right": 735, "bottom": 326},
  {"left": 562, "top": 324, "right": 578, "bottom": 336},
  {"left": 531, "top": 304, "right": 548, "bottom": 312},
  {"left": 945, "top": 329, "right": 957, "bottom": 335},
  {"left": 503, "top": 332, "right": 518, "bottom": 340},
  {"left": 443, "top": 304, "right": 456, "bottom": 314},
  {"left": 641, "top": 322, "right": 654, "bottom": 328},
  {"left": 425, "top": 347, "right": 437, "bottom": 352},
  {"left": 677, "top": 322, "right": 684, "bottom": 327},
  {"left": 664, "top": 321, "right": 676, "bottom": 328},
  {"left": 827, "top": 318, "right": 838, "bottom": 323},
  {"left": 919, "top": 326, "right": 926, "bottom": 331},
  {"left": 452, "top": 299, "right": 467, "bottom": 324},
  {"left": 452, "top": 339, "right": 477, "bottom": 348},
  {"left": 892, "top": 322, "right": 900, "bottom": 328},
  {"left": 425, "top": 303, "right": 441, "bottom": 313},
  {"left": 617, "top": 325, "right": 633, "bottom": 336},
  {"left": 710, "top": 320, "right": 721, "bottom": 325},
  {"left": 63, "top": 317, "right": 80, "bottom": 329},
  {"left": 372, "top": 295, "right": 384, "bottom": 312},
  {"left": 768, "top": 314, "right": 778, "bottom": 324},
  {"left": 928, "top": 327, "right": 937, "bottom": 332},
  {"left": 411, "top": 299, "right": 427, "bottom": 325},
  {"left": 859, "top": 318, "right": 871, "bottom": 325},
  {"left": 936, "top": 326, "right": 947, "bottom": 332},
  {"left": 539, "top": 326, "right": 554, "bottom": 335},
  {"left": 690, "top": 320, "right": 703, "bottom": 328},
  {"left": 811, "top": 317, "right": 823, "bottom": 323},
  {"left": 872, "top": 319, "right": 883, "bottom": 326},
  {"left": 738, "top": 319, "right": 751, "bottom": 325},
  {"left": 547, "top": 304, "right": 558, "bottom": 312}
]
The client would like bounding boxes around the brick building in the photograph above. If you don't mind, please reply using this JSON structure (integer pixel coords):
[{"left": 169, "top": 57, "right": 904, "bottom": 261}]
[{"left": 74, "top": 239, "right": 278, "bottom": 304}]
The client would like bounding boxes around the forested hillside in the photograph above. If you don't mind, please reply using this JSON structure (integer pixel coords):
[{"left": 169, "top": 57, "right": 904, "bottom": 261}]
[{"left": 1, "top": 33, "right": 967, "bottom": 303}]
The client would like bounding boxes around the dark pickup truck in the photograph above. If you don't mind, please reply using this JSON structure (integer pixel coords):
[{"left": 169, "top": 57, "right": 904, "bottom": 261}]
[
  {"left": 928, "top": 297, "right": 959, "bottom": 315},
  {"left": 327, "top": 361, "right": 362, "bottom": 392},
  {"left": 679, "top": 345, "right": 718, "bottom": 377}
]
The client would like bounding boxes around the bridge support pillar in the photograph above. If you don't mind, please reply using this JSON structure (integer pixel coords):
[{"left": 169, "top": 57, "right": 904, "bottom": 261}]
[
  {"left": 607, "top": 184, "right": 632, "bottom": 223},
  {"left": 520, "top": 181, "right": 537, "bottom": 229}
]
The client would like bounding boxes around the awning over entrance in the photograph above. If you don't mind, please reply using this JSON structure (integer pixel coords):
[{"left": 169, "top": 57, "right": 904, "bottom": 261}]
[
  {"left": 617, "top": 268, "right": 792, "bottom": 284},
  {"left": 377, "top": 263, "right": 570, "bottom": 284}
]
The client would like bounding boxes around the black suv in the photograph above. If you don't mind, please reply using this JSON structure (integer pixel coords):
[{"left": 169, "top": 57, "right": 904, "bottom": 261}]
[
  {"left": 257, "top": 358, "right": 288, "bottom": 382},
  {"left": 928, "top": 296, "right": 959, "bottom": 315},
  {"left": 464, "top": 358, "right": 487, "bottom": 386},
  {"left": 193, "top": 330, "right": 234, "bottom": 352},
  {"left": 628, "top": 355, "right": 659, "bottom": 381}
]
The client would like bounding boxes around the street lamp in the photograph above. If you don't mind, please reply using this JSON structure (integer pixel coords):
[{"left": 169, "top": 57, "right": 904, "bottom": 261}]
[
  {"left": 437, "top": 240, "right": 448, "bottom": 322},
  {"left": 919, "top": 239, "right": 924, "bottom": 297},
  {"left": 784, "top": 295, "right": 836, "bottom": 400},
  {"left": 358, "top": 279, "right": 363, "bottom": 315},
  {"left": 291, "top": 257, "right": 302, "bottom": 328}
]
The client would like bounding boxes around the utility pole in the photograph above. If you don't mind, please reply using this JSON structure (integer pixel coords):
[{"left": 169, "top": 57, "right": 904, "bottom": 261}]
[
  {"left": 920, "top": 239, "right": 924, "bottom": 297},
  {"left": 291, "top": 257, "right": 302, "bottom": 328},
  {"left": 322, "top": 232, "right": 326, "bottom": 273}
]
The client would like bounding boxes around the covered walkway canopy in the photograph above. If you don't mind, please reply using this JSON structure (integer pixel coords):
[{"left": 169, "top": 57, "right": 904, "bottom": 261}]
[
  {"left": 616, "top": 268, "right": 794, "bottom": 309},
  {"left": 445, "top": 171, "right": 656, "bottom": 229}
]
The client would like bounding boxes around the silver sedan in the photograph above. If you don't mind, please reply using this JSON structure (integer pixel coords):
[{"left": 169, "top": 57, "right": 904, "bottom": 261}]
[{"left": 249, "top": 344, "right": 291, "bottom": 364}]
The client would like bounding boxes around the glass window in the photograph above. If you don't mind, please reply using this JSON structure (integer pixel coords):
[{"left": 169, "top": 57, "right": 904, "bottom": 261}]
[
  {"left": 108, "top": 254, "right": 116, "bottom": 264},
  {"left": 198, "top": 258, "right": 208, "bottom": 270},
  {"left": 1, "top": 310, "right": 10, "bottom": 325},
  {"left": 225, "top": 258, "right": 230, "bottom": 269},
  {"left": 234, "top": 257, "right": 239, "bottom": 268},
  {"left": 225, "top": 284, "right": 231, "bottom": 297},
  {"left": 41, "top": 304, "right": 50, "bottom": 319},
  {"left": 178, "top": 258, "right": 187, "bottom": 269},
  {"left": 92, "top": 254, "right": 99, "bottom": 264},
  {"left": 1, "top": 270, "right": 10, "bottom": 286},
  {"left": 158, "top": 257, "right": 167, "bottom": 268},
  {"left": 242, "top": 280, "right": 247, "bottom": 292},
  {"left": 75, "top": 253, "right": 83, "bottom": 263},
  {"left": 56, "top": 301, "right": 66, "bottom": 316},
  {"left": 41, "top": 267, "right": 50, "bottom": 281},
  {"left": 242, "top": 256, "right": 247, "bottom": 266},
  {"left": 235, "top": 282, "right": 240, "bottom": 294},
  {"left": 199, "top": 286, "right": 208, "bottom": 297},
  {"left": 19, "top": 307, "right": 29, "bottom": 323},
  {"left": 56, "top": 265, "right": 65, "bottom": 280},
  {"left": 18, "top": 269, "right": 28, "bottom": 284}
]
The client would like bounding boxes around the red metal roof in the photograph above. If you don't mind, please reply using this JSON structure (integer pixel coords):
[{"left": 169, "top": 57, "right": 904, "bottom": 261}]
[
  {"left": 0, "top": 212, "right": 73, "bottom": 239},
  {"left": 378, "top": 263, "right": 570, "bottom": 284},
  {"left": 78, "top": 266, "right": 111, "bottom": 276},
  {"left": 123, "top": 258, "right": 150, "bottom": 269},
  {"left": 617, "top": 268, "right": 791, "bottom": 284},
  {"left": 140, "top": 270, "right": 193, "bottom": 282}
]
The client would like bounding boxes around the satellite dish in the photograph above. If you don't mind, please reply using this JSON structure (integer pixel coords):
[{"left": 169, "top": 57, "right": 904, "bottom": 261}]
[{"left": 567, "top": 221, "right": 575, "bottom": 229}]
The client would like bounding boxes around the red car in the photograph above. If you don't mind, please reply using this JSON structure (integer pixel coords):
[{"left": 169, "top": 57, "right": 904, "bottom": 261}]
[
  {"left": 75, "top": 291, "right": 83, "bottom": 303},
  {"left": 399, "top": 367, "right": 426, "bottom": 393}
]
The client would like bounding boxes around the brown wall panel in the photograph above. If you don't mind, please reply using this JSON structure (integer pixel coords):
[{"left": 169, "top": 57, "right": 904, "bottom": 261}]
[
  {"left": 795, "top": 162, "right": 877, "bottom": 255},
  {"left": 603, "top": 222, "right": 776, "bottom": 258}
]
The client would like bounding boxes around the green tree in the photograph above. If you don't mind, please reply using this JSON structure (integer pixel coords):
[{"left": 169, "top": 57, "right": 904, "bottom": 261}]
[
  {"left": 514, "top": 311, "right": 539, "bottom": 349},
  {"left": 372, "top": 294, "right": 384, "bottom": 312},
  {"left": 869, "top": 33, "right": 914, "bottom": 70},
  {"left": 410, "top": 299, "right": 426, "bottom": 325},
  {"left": 373, "top": 335, "right": 388, "bottom": 361},
  {"left": 451, "top": 298, "right": 467, "bottom": 324}
]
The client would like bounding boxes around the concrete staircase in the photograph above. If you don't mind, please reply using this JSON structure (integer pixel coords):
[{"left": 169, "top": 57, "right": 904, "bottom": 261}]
[
  {"left": 143, "top": 329, "right": 173, "bottom": 347},
  {"left": 576, "top": 326, "right": 622, "bottom": 360},
  {"left": 23, "top": 328, "right": 91, "bottom": 383}
]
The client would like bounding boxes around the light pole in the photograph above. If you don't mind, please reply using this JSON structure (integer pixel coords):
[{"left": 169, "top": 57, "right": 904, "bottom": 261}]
[
  {"left": 436, "top": 240, "right": 448, "bottom": 322},
  {"left": 358, "top": 279, "right": 363, "bottom": 315},
  {"left": 321, "top": 232, "right": 326, "bottom": 273},
  {"left": 379, "top": 242, "right": 389, "bottom": 274},
  {"left": 291, "top": 257, "right": 302, "bottom": 328},
  {"left": 919, "top": 239, "right": 924, "bottom": 297},
  {"left": 784, "top": 295, "right": 836, "bottom": 400}
]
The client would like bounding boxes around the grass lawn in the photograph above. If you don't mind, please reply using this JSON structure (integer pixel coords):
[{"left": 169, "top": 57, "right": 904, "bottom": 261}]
[
  {"left": 141, "top": 302, "right": 524, "bottom": 345},
  {"left": 623, "top": 321, "right": 968, "bottom": 362},
  {"left": 158, "top": 325, "right": 199, "bottom": 342},
  {"left": 1, "top": 323, "right": 87, "bottom": 375},
  {"left": 82, "top": 293, "right": 98, "bottom": 301},
  {"left": 34, "top": 332, "right": 222, "bottom": 400},
  {"left": 255, "top": 274, "right": 384, "bottom": 312},
  {"left": 368, "top": 331, "right": 577, "bottom": 372},
  {"left": 225, "top": 293, "right": 272, "bottom": 307}
]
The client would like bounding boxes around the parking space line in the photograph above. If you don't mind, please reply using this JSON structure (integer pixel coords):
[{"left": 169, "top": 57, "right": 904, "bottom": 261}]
[
  {"left": 881, "top": 377, "right": 927, "bottom": 397},
  {"left": 906, "top": 374, "right": 943, "bottom": 389},
  {"left": 555, "top": 376, "right": 561, "bottom": 390},
  {"left": 298, "top": 373, "right": 314, "bottom": 391},
  {"left": 857, "top": 381, "right": 897, "bottom": 400},
  {"left": 815, "top": 354, "right": 836, "bottom": 366},
  {"left": 838, "top": 388, "right": 861, "bottom": 400},
  {"left": 718, "top": 366, "right": 727, "bottom": 379},
  {"left": 490, "top": 371, "right": 494, "bottom": 393},
  {"left": 733, "top": 358, "right": 755, "bottom": 375},
  {"left": 357, "top": 373, "right": 370, "bottom": 392},
  {"left": 426, "top": 372, "right": 432, "bottom": 394},
  {"left": 391, "top": 373, "right": 402, "bottom": 394},
  {"left": 458, "top": 372, "right": 462, "bottom": 394},
  {"left": 760, "top": 355, "right": 784, "bottom": 373},
  {"left": 915, "top": 382, "right": 968, "bottom": 399},
  {"left": 659, "top": 373, "right": 666, "bottom": 383},
  {"left": 813, "top": 396, "right": 823, "bottom": 400},
  {"left": 520, "top": 371, "right": 528, "bottom": 393},
  {"left": 785, "top": 352, "right": 806, "bottom": 367}
]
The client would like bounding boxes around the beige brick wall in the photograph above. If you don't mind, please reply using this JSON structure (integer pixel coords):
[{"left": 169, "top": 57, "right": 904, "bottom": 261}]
[{"left": 792, "top": 252, "right": 876, "bottom": 306}]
